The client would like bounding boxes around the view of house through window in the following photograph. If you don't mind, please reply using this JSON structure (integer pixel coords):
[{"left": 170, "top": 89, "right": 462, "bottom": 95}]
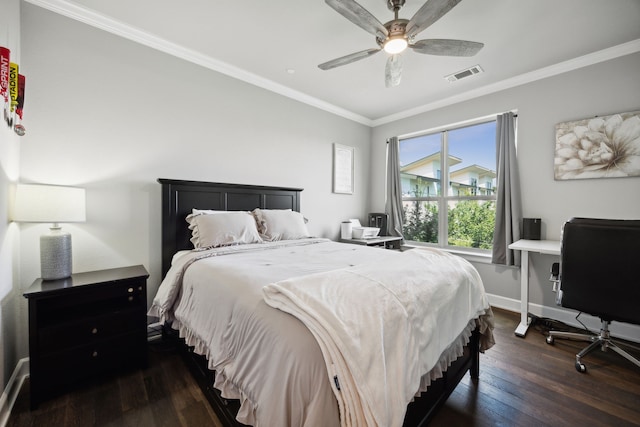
[{"left": 399, "top": 119, "right": 498, "bottom": 250}]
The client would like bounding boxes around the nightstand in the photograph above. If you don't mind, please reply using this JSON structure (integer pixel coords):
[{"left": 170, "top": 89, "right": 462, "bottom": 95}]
[
  {"left": 23, "top": 265, "right": 149, "bottom": 408},
  {"left": 340, "top": 236, "right": 402, "bottom": 249}
]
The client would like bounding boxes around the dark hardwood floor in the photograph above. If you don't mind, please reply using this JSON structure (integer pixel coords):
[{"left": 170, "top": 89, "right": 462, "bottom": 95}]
[
  {"left": 429, "top": 309, "right": 640, "bottom": 427},
  {"left": 8, "top": 308, "right": 640, "bottom": 426},
  {"left": 7, "top": 339, "right": 222, "bottom": 427}
]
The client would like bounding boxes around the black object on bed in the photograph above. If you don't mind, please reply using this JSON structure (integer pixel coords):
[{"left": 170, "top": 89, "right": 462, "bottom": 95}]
[{"left": 158, "top": 178, "right": 480, "bottom": 427}]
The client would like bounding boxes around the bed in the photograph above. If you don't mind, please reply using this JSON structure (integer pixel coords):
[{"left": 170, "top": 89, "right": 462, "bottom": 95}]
[{"left": 151, "top": 178, "right": 494, "bottom": 427}]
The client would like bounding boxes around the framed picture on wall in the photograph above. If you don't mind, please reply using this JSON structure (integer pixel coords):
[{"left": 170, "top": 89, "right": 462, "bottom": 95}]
[
  {"left": 554, "top": 110, "right": 640, "bottom": 180},
  {"left": 333, "top": 143, "right": 354, "bottom": 194}
]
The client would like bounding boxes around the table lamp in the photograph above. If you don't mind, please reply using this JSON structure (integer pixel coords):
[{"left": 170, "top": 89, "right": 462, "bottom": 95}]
[{"left": 13, "top": 184, "right": 86, "bottom": 280}]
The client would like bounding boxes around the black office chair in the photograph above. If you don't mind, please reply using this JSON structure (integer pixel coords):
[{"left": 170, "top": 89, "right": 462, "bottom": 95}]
[{"left": 546, "top": 217, "right": 640, "bottom": 373}]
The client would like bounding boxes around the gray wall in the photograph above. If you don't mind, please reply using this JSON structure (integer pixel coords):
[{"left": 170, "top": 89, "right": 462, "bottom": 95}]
[
  {"left": 0, "top": 0, "right": 22, "bottom": 389},
  {"left": 371, "top": 52, "right": 640, "bottom": 338},
  {"left": 16, "top": 4, "right": 372, "bottom": 360}
]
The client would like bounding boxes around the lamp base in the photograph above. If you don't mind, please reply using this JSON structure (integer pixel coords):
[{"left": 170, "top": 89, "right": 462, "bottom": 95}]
[{"left": 40, "top": 229, "right": 72, "bottom": 280}]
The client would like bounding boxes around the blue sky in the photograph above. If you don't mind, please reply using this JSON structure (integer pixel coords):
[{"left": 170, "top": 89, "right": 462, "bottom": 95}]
[{"left": 400, "top": 121, "right": 496, "bottom": 172}]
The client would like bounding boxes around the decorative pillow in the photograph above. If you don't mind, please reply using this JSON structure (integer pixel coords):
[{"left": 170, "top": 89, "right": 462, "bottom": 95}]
[
  {"left": 252, "top": 209, "right": 311, "bottom": 241},
  {"left": 185, "top": 209, "right": 227, "bottom": 247},
  {"left": 184, "top": 209, "right": 226, "bottom": 225},
  {"left": 186, "top": 211, "right": 262, "bottom": 249}
]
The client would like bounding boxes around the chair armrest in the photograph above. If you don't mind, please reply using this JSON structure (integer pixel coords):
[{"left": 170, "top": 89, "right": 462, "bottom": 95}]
[
  {"left": 549, "top": 262, "right": 560, "bottom": 291},
  {"left": 550, "top": 262, "right": 559, "bottom": 278}
]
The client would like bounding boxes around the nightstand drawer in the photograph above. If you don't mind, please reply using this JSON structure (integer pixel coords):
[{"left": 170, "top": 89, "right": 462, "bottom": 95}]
[
  {"left": 36, "top": 281, "right": 145, "bottom": 324},
  {"left": 38, "top": 331, "right": 146, "bottom": 390},
  {"left": 38, "top": 307, "right": 145, "bottom": 353}
]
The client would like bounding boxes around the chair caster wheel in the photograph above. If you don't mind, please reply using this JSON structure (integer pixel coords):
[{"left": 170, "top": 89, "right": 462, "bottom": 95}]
[
  {"left": 546, "top": 335, "right": 554, "bottom": 345},
  {"left": 575, "top": 362, "right": 587, "bottom": 373}
]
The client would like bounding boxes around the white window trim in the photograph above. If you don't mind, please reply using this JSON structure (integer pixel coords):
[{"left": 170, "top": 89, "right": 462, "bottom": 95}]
[
  {"left": 402, "top": 242, "right": 494, "bottom": 264},
  {"left": 399, "top": 115, "right": 501, "bottom": 253},
  {"left": 398, "top": 111, "right": 515, "bottom": 140}
]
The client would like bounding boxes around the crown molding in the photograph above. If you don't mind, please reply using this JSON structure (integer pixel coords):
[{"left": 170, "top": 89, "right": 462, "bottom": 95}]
[
  {"left": 23, "top": 0, "right": 374, "bottom": 126},
  {"left": 371, "top": 39, "right": 640, "bottom": 127},
  {"left": 23, "top": 1, "right": 640, "bottom": 128}
]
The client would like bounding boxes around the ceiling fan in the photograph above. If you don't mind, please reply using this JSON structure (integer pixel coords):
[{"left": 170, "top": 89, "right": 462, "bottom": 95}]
[{"left": 318, "top": 0, "right": 484, "bottom": 87}]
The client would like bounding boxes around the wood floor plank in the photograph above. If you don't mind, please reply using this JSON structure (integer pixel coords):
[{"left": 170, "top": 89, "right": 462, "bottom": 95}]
[
  {"left": 62, "top": 385, "right": 96, "bottom": 427},
  {"left": 93, "top": 380, "right": 124, "bottom": 426},
  {"left": 31, "top": 407, "right": 65, "bottom": 427},
  {"left": 179, "top": 401, "right": 221, "bottom": 427},
  {"left": 7, "top": 308, "right": 640, "bottom": 426},
  {"left": 118, "top": 370, "right": 149, "bottom": 413},
  {"left": 142, "top": 362, "right": 184, "bottom": 427},
  {"left": 121, "top": 405, "right": 156, "bottom": 427}
]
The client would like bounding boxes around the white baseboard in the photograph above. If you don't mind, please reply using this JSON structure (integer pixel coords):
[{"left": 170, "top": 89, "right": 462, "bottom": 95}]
[
  {"left": 487, "top": 293, "right": 640, "bottom": 343},
  {"left": 0, "top": 358, "right": 29, "bottom": 427}
]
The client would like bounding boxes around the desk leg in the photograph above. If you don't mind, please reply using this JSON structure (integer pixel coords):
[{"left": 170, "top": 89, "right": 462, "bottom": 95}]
[
  {"left": 515, "top": 250, "right": 530, "bottom": 337},
  {"left": 386, "top": 240, "right": 401, "bottom": 250}
]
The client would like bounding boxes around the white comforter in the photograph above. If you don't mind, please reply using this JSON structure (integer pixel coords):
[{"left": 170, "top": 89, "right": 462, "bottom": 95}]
[
  {"left": 149, "top": 239, "right": 494, "bottom": 427},
  {"left": 263, "top": 247, "right": 492, "bottom": 427}
]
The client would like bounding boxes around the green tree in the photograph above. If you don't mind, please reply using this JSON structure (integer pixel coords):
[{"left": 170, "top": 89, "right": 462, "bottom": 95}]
[
  {"left": 448, "top": 200, "right": 495, "bottom": 249},
  {"left": 403, "top": 200, "right": 438, "bottom": 243}
]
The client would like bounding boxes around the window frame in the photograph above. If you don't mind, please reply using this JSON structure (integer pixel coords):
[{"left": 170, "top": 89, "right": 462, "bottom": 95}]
[{"left": 399, "top": 116, "right": 499, "bottom": 254}]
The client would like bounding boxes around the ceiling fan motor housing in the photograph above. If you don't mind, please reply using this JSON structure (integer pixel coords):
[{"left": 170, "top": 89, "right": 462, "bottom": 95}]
[
  {"left": 378, "top": 19, "right": 409, "bottom": 46},
  {"left": 386, "top": 19, "right": 408, "bottom": 35}
]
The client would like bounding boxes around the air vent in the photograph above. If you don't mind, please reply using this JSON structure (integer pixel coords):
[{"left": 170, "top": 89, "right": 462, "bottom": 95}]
[{"left": 445, "top": 65, "right": 483, "bottom": 83}]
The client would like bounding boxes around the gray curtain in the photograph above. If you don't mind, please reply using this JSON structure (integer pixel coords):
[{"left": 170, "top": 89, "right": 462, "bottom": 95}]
[
  {"left": 492, "top": 112, "right": 522, "bottom": 266},
  {"left": 386, "top": 137, "right": 404, "bottom": 241}
]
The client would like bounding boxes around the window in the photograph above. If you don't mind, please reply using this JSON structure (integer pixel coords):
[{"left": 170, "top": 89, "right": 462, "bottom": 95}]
[{"left": 399, "top": 119, "right": 497, "bottom": 251}]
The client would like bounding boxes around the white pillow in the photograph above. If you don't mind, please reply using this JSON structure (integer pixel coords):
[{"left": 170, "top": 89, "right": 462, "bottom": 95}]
[
  {"left": 184, "top": 209, "right": 226, "bottom": 226},
  {"left": 187, "top": 211, "right": 262, "bottom": 249},
  {"left": 185, "top": 209, "right": 231, "bottom": 248},
  {"left": 252, "top": 209, "right": 310, "bottom": 241}
]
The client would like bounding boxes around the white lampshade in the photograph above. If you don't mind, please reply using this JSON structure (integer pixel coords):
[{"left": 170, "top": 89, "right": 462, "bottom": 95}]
[
  {"left": 13, "top": 184, "right": 86, "bottom": 223},
  {"left": 13, "top": 184, "right": 86, "bottom": 280}
]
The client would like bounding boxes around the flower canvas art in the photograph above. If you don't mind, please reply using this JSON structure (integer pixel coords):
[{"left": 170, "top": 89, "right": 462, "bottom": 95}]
[{"left": 554, "top": 110, "right": 640, "bottom": 180}]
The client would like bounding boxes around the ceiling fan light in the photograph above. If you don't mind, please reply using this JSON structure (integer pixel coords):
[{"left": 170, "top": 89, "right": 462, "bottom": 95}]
[{"left": 383, "top": 37, "right": 408, "bottom": 54}]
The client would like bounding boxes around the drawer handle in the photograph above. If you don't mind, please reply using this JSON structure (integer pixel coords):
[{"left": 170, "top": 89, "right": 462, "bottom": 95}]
[
  {"left": 91, "top": 327, "right": 98, "bottom": 335},
  {"left": 127, "top": 287, "right": 134, "bottom": 293},
  {"left": 92, "top": 350, "right": 98, "bottom": 358}
]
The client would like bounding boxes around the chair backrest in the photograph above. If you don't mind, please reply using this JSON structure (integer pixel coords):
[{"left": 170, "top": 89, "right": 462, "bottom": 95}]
[{"left": 560, "top": 217, "right": 640, "bottom": 325}]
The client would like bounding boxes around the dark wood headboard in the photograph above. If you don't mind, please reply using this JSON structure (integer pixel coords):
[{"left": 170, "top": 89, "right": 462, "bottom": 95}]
[{"left": 158, "top": 179, "right": 303, "bottom": 276}]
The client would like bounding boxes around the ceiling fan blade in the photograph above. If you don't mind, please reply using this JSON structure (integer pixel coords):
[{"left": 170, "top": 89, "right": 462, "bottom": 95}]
[
  {"left": 406, "top": 0, "right": 462, "bottom": 39},
  {"left": 411, "top": 39, "right": 484, "bottom": 56},
  {"left": 385, "top": 54, "right": 403, "bottom": 88},
  {"left": 318, "top": 48, "right": 381, "bottom": 70},
  {"left": 325, "top": 0, "right": 388, "bottom": 39}
]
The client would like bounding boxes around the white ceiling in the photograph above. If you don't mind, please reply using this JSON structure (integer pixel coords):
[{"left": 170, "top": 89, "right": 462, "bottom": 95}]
[{"left": 27, "top": 0, "right": 640, "bottom": 126}]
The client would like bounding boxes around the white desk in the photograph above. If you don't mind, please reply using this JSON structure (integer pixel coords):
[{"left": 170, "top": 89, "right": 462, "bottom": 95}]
[{"left": 508, "top": 239, "right": 561, "bottom": 337}]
